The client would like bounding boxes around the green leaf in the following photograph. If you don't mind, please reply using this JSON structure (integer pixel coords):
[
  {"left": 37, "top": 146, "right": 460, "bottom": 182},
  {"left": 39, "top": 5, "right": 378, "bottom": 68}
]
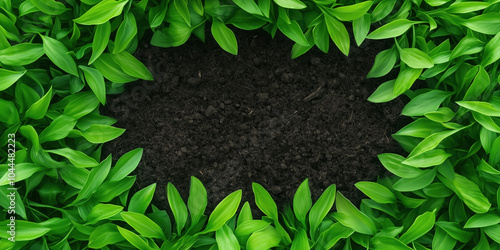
[
  {"left": 484, "top": 224, "right": 500, "bottom": 244},
  {"left": 39, "top": 115, "right": 77, "bottom": 143},
  {"left": 114, "top": 12, "right": 137, "bottom": 54},
  {"left": 252, "top": 183, "right": 278, "bottom": 220},
  {"left": 324, "top": 14, "right": 349, "bottom": 56},
  {"left": 0, "top": 68, "right": 26, "bottom": 91},
  {"left": 86, "top": 204, "right": 123, "bottom": 225},
  {"left": 232, "top": 0, "right": 262, "bottom": 15},
  {"left": 378, "top": 153, "right": 423, "bottom": 178},
  {"left": 371, "top": 0, "right": 396, "bottom": 23},
  {"left": 0, "top": 163, "right": 44, "bottom": 186},
  {"left": 79, "top": 66, "right": 106, "bottom": 105},
  {"left": 129, "top": 183, "right": 156, "bottom": 214},
  {"left": 41, "top": 35, "right": 78, "bottom": 76},
  {"left": 216, "top": 224, "right": 240, "bottom": 250},
  {"left": 228, "top": 10, "right": 267, "bottom": 30},
  {"left": 235, "top": 220, "right": 270, "bottom": 236},
  {"left": 309, "top": 184, "right": 336, "bottom": 239},
  {"left": 174, "top": 0, "right": 191, "bottom": 26},
  {"left": 464, "top": 66, "right": 490, "bottom": 101},
  {"left": 246, "top": 226, "right": 281, "bottom": 250},
  {"left": 446, "top": 1, "right": 490, "bottom": 13},
  {"left": 72, "top": 156, "right": 112, "bottom": 204},
  {"left": 273, "top": 0, "right": 306, "bottom": 9},
  {"left": 117, "top": 226, "right": 152, "bottom": 250},
  {"left": 399, "top": 48, "right": 434, "bottom": 69},
  {"left": 167, "top": 182, "right": 188, "bottom": 235},
  {"left": 436, "top": 221, "right": 474, "bottom": 243},
  {"left": 450, "top": 36, "right": 484, "bottom": 60},
  {"left": 367, "top": 47, "right": 397, "bottom": 78},
  {"left": 64, "top": 92, "right": 100, "bottom": 119},
  {"left": 353, "top": 14, "right": 371, "bottom": 46},
  {"left": 453, "top": 174, "right": 491, "bottom": 214},
  {"left": 111, "top": 51, "right": 154, "bottom": 80},
  {"left": 463, "top": 13, "right": 500, "bottom": 35},
  {"left": 423, "top": 182, "right": 453, "bottom": 198},
  {"left": 203, "top": 190, "right": 242, "bottom": 233},
  {"left": 355, "top": 181, "right": 396, "bottom": 204},
  {"left": 371, "top": 236, "right": 413, "bottom": 249},
  {"left": 121, "top": 211, "right": 165, "bottom": 239},
  {"left": 402, "top": 149, "right": 451, "bottom": 168},
  {"left": 330, "top": 1, "right": 373, "bottom": 21},
  {"left": 393, "top": 169, "right": 435, "bottom": 192},
  {"left": 74, "top": 0, "right": 128, "bottom": 25},
  {"left": 464, "top": 212, "right": 500, "bottom": 228},
  {"left": 25, "top": 86, "right": 52, "bottom": 120},
  {"left": 367, "top": 19, "right": 418, "bottom": 40},
  {"left": 89, "top": 224, "right": 124, "bottom": 248},
  {"left": 481, "top": 30, "right": 500, "bottom": 67},
  {"left": 46, "top": 147, "right": 99, "bottom": 168},
  {"left": 334, "top": 192, "right": 376, "bottom": 235},
  {"left": 0, "top": 43, "right": 44, "bottom": 66},
  {"left": 82, "top": 124, "right": 125, "bottom": 144},
  {"left": 394, "top": 68, "right": 422, "bottom": 96},
  {"left": 402, "top": 90, "right": 450, "bottom": 116},
  {"left": 108, "top": 148, "right": 143, "bottom": 182},
  {"left": 29, "top": 0, "right": 68, "bottom": 15},
  {"left": 313, "top": 21, "right": 329, "bottom": 53},
  {"left": 399, "top": 210, "right": 435, "bottom": 244},
  {"left": 368, "top": 80, "right": 398, "bottom": 103},
  {"left": 457, "top": 101, "right": 500, "bottom": 117},
  {"left": 293, "top": 179, "right": 312, "bottom": 227},
  {"left": 278, "top": 16, "right": 309, "bottom": 47},
  {"left": 0, "top": 98, "right": 19, "bottom": 125},
  {"left": 188, "top": 176, "right": 207, "bottom": 228},
  {"left": 211, "top": 18, "right": 238, "bottom": 55},
  {"left": 291, "top": 229, "right": 310, "bottom": 250},
  {"left": 472, "top": 112, "right": 500, "bottom": 133},
  {"left": 425, "top": 107, "right": 455, "bottom": 123},
  {"left": 0, "top": 220, "right": 50, "bottom": 241},
  {"left": 93, "top": 53, "right": 138, "bottom": 83},
  {"left": 89, "top": 22, "right": 111, "bottom": 65}
]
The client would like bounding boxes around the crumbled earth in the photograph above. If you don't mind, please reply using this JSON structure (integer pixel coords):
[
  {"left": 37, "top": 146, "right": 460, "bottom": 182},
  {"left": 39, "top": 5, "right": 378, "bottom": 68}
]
[{"left": 102, "top": 29, "right": 407, "bottom": 213}]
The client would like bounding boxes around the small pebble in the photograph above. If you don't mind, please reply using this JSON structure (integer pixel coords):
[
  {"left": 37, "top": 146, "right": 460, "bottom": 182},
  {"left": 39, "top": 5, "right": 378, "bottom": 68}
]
[{"left": 205, "top": 105, "right": 216, "bottom": 116}]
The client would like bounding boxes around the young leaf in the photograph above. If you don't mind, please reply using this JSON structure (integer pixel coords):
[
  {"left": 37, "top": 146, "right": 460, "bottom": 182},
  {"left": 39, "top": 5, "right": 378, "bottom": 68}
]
[
  {"left": 0, "top": 68, "right": 26, "bottom": 91},
  {"left": 371, "top": 236, "right": 413, "bottom": 249},
  {"left": 252, "top": 183, "right": 278, "bottom": 220},
  {"left": 0, "top": 43, "right": 44, "bottom": 66},
  {"left": 188, "top": 176, "right": 207, "bottom": 228},
  {"left": 86, "top": 204, "right": 123, "bottom": 225},
  {"left": 463, "top": 13, "right": 500, "bottom": 35},
  {"left": 394, "top": 68, "right": 422, "bottom": 96},
  {"left": 246, "top": 226, "right": 281, "bottom": 250},
  {"left": 203, "top": 190, "right": 242, "bottom": 233},
  {"left": 82, "top": 124, "right": 125, "bottom": 144},
  {"left": 484, "top": 224, "right": 500, "bottom": 244},
  {"left": 313, "top": 21, "right": 329, "bottom": 53},
  {"left": 39, "top": 115, "right": 77, "bottom": 143},
  {"left": 93, "top": 53, "right": 138, "bottom": 83},
  {"left": 30, "top": 0, "right": 68, "bottom": 15},
  {"left": 355, "top": 181, "right": 396, "bottom": 204},
  {"left": 278, "top": 17, "right": 309, "bottom": 47},
  {"left": 393, "top": 169, "right": 435, "bottom": 192},
  {"left": 41, "top": 35, "right": 78, "bottom": 76},
  {"left": 436, "top": 221, "right": 474, "bottom": 243},
  {"left": 79, "top": 66, "right": 106, "bottom": 105},
  {"left": 74, "top": 0, "right": 128, "bottom": 25},
  {"left": 334, "top": 191, "right": 376, "bottom": 235},
  {"left": 108, "top": 148, "right": 143, "bottom": 182},
  {"left": 399, "top": 210, "right": 435, "bottom": 244},
  {"left": 330, "top": 1, "right": 373, "bottom": 21},
  {"left": 110, "top": 52, "right": 153, "bottom": 80},
  {"left": 273, "top": 0, "right": 306, "bottom": 9},
  {"left": 117, "top": 226, "right": 152, "bottom": 250},
  {"left": 0, "top": 163, "right": 43, "bottom": 186},
  {"left": 402, "top": 90, "right": 450, "bottom": 116},
  {"left": 453, "top": 174, "right": 491, "bottom": 214},
  {"left": 167, "top": 182, "right": 188, "bottom": 235},
  {"left": 378, "top": 153, "right": 423, "bottom": 178},
  {"left": 45, "top": 147, "right": 99, "bottom": 168},
  {"left": 113, "top": 12, "right": 137, "bottom": 54},
  {"left": 174, "top": 0, "right": 191, "bottom": 26},
  {"left": 129, "top": 183, "right": 156, "bottom": 214},
  {"left": 121, "top": 211, "right": 165, "bottom": 239},
  {"left": 235, "top": 220, "right": 270, "bottom": 236},
  {"left": 480, "top": 30, "right": 500, "bottom": 67},
  {"left": 211, "top": 18, "right": 238, "bottom": 55},
  {"left": 402, "top": 149, "right": 451, "bottom": 168},
  {"left": 367, "top": 19, "right": 417, "bottom": 40},
  {"left": 89, "top": 224, "right": 124, "bottom": 249},
  {"left": 464, "top": 212, "right": 500, "bottom": 229},
  {"left": 293, "top": 179, "right": 312, "bottom": 227},
  {"left": 0, "top": 98, "right": 19, "bottom": 125},
  {"left": 291, "top": 229, "right": 310, "bottom": 250},
  {"left": 367, "top": 47, "right": 397, "bottom": 78},
  {"left": 89, "top": 22, "right": 111, "bottom": 65},
  {"left": 232, "top": 0, "right": 262, "bottom": 15},
  {"left": 456, "top": 101, "right": 500, "bottom": 117},
  {"left": 216, "top": 224, "right": 240, "bottom": 250},
  {"left": 450, "top": 36, "right": 484, "bottom": 60},
  {"left": 324, "top": 14, "right": 350, "bottom": 56},
  {"left": 399, "top": 48, "right": 434, "bottom": 69},
  {"left": 370, "top": 0, "right": 396, "bottom": 23},
  {"left": 309, "top": 184, "right": 336, "bottom": 240},
  {"left": 353, "top": 14, "right": 371, "bottom": 46},
  {"left": 24, "top": 86, "right": 52, "bottom": 120}
]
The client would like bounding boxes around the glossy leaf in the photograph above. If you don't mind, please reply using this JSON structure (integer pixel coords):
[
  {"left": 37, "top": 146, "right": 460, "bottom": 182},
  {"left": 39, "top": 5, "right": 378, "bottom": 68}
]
[
  {"left": 481, "top": 30, "right": 500, "bottom": 67},
  {"left": 82, "top": 124, "right": 125, "bottom": 144},
  {"left": 203, "top": 190, "right": 242, "bottom": 233},
  {"left": 30, "top": 0, "right": 68, "bottom": 15},
  {"left": 291, "top": 229, "right": 310, "bottom": 250},
  {"left": 88, "top": 224, "right": 124, "bottom": 248},
  {"left": 0, "top": 98, "right": 19, "bottom": 125},
  {"left": 353, "top": 14, "right": 370, "bottom": 46},
  {"left": 278, "top": 17, "right": 309, "bottom": 47},
  {"left": 402, "top": 149, "right": 451, "bottom": 168},
  {"left": 355, "top": 181, "right": 396, "bottom": 204},
  {"left": 367, "top": 19, "right": 418, "bottom": 40},
  {"left": 394, "top": 68, "right": 422, "bottom": 96},
  {"left": 334, "top": 191, "right": 376, "bottom": 235},
  {"left": 167, "top": 182, "right": 188, "bottom": 235},
  {"left": 402, "top": 90, "right": 450, "bottom": 116},
  {"left": 309, "top": 184, "right": 336, "bottom": 239},
  {"left": 463, "top": 13, "right": 500, "bottom": 35},
  {"left": 293, "top": 179, "right": 312, "bottom": 227},
  {"left": 450, "top": 36, "right": 484, "bottom": 60},
  {"left": 232, "top": 0, "right": 262, "bottom": 15},
  {"left": 399, "top": 210, "right": 435, "bottom": 244},
  {"left": 399, "top": 48, "right": 434, "bottom": 69},
  {"left": 74, "top": 0, "right": 128, "bottom": 25},
  {"left": 129, "top": 183, "right": 156, "bottom": 214},
  {"left": 324, "top": 14, "right": 349, "bottom": 56},
  {"left": 89, "top": 22, "right": 111, "bottom": 65},
  {"left": 0, "top": 43, "right": 43, "bottom": 66},
  {"left": 46, "top": 147, "right": 99, "bottom": 168},
  {"left": 246, "top": 226, "right": 281, "bottom": 250},
  {"left": 86, "top": 204, "right": 123, "bottom": 224},
  {"left": 457, "top": 101, "right": 500, "bottom": 117},
  {"left": 464, "top": 212, "right": 500, "bottom": 228},
  {"left": 108, "top": 148, "right": 143, "bottom": 182},
  {"left": 41, "top": 35, "right": 78, "bottom": 76},
  {"left": 252, "top": 183, "right": 278, "bottom": 220},
  {"left": 188, "top": 176, "right": 207, "bottom": 227},
  {"left": 39, "top": 115, "right": 77, "bottom": 143},
  {"left": 114, "top": 12, "right": 137, "bottom": 54},
  {"left": 80, "top": 66, "right": 106, "bottom": 105},
  {"left": 216, "top": 224, "right": 240, "bottom": 250},
  {"left": 273, "top": 0, "right": 306, "bottom": 9},
  {"left": 110, "top": 52, "right": 154, "bottom": 80},
  {"left": 378, "top": 153, "right": 423, "bottom": 178},
  {"left": 0, "top": 69, "right": 26, "bottom": 91},
  {"left": 330, "top": 1, "right": 373, "bottom": 21},
  {"left": 453, "top": 174, "right": 491, "bottom": 214},
  {"left": 367, "top": 47, "right": 397, "bottom": 78},
  {"left": 117, "top": 226, "right": 152, "bottom": 250},
  {"left": 121, "top": 211, "right": 165, "bottom": 239},
  {"left": 93, "top": 53, "right": 138, "bottom": 83},
  {"left": 212, "top": 18, "right": 238, "bottom": 55}
]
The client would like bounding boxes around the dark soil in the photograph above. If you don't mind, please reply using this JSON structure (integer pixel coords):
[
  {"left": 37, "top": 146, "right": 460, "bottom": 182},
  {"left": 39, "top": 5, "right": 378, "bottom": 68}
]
[{"left": 102, "top": 30, "right": 406, "bottom": 214}]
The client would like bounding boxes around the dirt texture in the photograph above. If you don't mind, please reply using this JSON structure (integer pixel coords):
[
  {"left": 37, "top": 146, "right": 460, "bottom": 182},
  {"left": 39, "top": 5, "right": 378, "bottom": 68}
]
[{"left": 102, "top": 30, "right": 406, "bottom": 213}]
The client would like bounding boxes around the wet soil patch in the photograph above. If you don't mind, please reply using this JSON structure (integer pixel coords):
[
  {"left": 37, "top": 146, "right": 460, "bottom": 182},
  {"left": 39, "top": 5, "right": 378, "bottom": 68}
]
[{"left": 102, "top": 30, "right": 406, "bottom": 212}]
